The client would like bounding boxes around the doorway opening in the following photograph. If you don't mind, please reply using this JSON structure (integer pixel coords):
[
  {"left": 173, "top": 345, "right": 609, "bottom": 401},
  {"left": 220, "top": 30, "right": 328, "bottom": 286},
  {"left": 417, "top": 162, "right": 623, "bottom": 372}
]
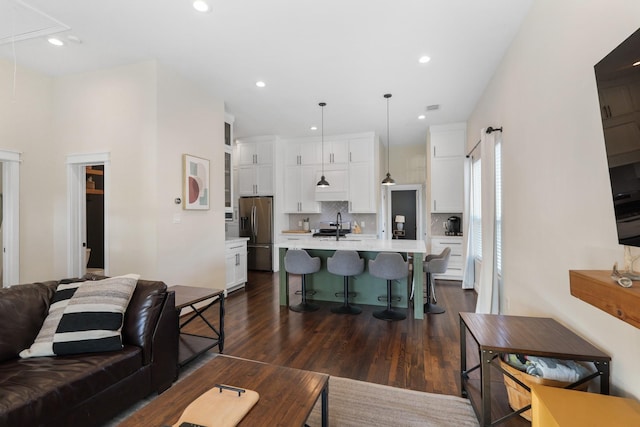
[
  {"left": 385, "top": 184, "right": 424, "bottom": 241},
  {"left": 67, "top": 153, "right": 110, "bottom": 278},
  {"left": 0, "top": 150, "right": 20, "bottom": 287}
]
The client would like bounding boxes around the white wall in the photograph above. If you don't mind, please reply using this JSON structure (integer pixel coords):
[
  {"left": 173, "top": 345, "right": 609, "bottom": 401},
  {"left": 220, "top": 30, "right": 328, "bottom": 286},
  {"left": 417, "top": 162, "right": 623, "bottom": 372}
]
[
  {"left": 468, "top": 0, "right": 640, "bottom": 397},
  {"left": 156, "top": 64, "right": 226, "bottom": 288},
  {"left": 1, "top": 59, "right": 226, "bottom": 289},
  {"left": 0, "top": 60, "right": 55, "bottom": 282}
]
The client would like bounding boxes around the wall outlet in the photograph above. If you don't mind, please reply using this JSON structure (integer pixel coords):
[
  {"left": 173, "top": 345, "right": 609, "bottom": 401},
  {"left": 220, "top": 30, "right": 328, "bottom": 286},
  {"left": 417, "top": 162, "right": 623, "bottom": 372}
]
[
  {"left": 298, "top": 221, "right": 302, "bottom": 227},
  {"left": 361, "top": 221, "right": 365, "bottom": 228}
]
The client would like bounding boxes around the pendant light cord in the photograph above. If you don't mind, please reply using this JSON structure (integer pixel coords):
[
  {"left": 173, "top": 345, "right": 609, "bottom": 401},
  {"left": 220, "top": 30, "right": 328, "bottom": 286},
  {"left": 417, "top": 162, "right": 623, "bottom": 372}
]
[
  {"left": 386, "top": 96, "right": 390, "bottom": 173},
  {"left": 321, "top": 103, "right": 325, "bottom": 176}
]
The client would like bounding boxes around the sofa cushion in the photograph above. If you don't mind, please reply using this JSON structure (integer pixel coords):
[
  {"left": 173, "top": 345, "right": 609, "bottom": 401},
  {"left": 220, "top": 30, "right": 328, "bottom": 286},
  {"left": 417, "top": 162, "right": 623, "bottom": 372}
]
[
  {"left": 0, "top": 346, "right": 143, "bottom": 427},
  {"left": 20, "top": 274, "right": 139, "bottom": 358},
  {"left": 0, "top": 282, "right": 57, "bottom": 363}
]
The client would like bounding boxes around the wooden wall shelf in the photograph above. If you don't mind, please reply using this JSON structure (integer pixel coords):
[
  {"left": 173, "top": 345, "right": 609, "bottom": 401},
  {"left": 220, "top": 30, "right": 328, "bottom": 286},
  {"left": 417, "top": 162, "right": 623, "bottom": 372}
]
[
  {"left": 569, "top": 270, "right": 640, "bottom": 329},
  {"left": 86, "top": 189, "right": 104, "bottom": 195}
]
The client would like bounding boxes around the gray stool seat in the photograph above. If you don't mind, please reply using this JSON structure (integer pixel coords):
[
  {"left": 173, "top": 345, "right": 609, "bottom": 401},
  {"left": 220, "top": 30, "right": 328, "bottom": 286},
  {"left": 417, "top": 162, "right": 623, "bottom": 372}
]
[
  {"left": 285, "top": 249, "right": 321, "bottom": 312},
  {"left": 423, "top": 247, "right": 451, "bottom": 314},
  {"left": 327, "top": 250, "right": 365, "bottom": 315},
  {"left": 369, "top": 252, "right": 408, "bottom": 321}
]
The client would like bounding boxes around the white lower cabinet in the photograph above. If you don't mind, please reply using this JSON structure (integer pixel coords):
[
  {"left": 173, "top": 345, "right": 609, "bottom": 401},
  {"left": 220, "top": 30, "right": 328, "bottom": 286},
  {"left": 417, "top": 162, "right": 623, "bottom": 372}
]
[
  {"left": 225, "top": 239, "right": 248, "bottom": 293},
  {"left": 430, "top": 236, "right": 463, "bottom": 280}
]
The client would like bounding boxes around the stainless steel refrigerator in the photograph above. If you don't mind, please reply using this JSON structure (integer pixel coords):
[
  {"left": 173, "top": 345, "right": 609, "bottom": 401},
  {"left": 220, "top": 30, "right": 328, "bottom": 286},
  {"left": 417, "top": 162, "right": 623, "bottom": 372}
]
[{"left": 239, "top": 196, "right": 273, "bottom": 271}]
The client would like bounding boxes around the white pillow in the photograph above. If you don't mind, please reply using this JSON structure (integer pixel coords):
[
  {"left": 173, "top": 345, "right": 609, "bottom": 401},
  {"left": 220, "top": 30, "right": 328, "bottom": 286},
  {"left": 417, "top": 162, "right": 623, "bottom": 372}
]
[{"left": 20, "top": 274, "right": 139, "bottom": 358}]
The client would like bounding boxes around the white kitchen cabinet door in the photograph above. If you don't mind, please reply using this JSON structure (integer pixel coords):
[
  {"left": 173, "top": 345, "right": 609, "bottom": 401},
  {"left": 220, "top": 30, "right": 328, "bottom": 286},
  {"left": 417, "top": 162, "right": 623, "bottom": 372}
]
[
  {"left": 431, "top": 125, "right": 465, "bottom": 158},
  {"left": 225, "top": 240, "right": 248, "bottom": 292},
  {"left": 283, "top": 166, "right": 301, "bottom": 213},
  {"left": 431, "top": 156, "right": 464, "bottom": 213},
  {"left": 348, "top": 137, "right": 374, "bottom": 164},
  {"left": 431, "top": 237, "right": 463, "bottom": 279},
  {"left": 237, "top": 166, "right": 257, "bottom": 196},
  {"left": 348, "top": 162, "right": 376, "bottom": 213},
  {"left": 283, "top": 165, "right": 321, "bottom": 213},
  {"left": 256, "top": 164, "right": 273, "bottom": 195},
  {"left": 322, "top": 139, "right": 349, "bottom": 165}
]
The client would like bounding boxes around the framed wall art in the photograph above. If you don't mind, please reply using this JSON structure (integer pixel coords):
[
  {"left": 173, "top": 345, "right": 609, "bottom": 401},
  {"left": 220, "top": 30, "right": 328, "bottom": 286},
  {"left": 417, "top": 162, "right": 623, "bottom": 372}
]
[{"left": 183, "top": 154, "right": 210, "bottom": 210}]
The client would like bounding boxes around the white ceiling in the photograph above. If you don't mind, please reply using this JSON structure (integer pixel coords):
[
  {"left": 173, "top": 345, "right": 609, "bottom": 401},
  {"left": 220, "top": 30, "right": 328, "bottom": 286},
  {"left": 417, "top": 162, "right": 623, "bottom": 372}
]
[{"left": 0, "top": 0, "right": 532, "bottom": 145}]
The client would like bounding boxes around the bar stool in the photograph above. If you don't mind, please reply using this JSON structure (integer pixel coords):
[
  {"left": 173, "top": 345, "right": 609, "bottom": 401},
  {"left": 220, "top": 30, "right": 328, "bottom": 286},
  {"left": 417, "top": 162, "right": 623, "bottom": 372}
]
[
  {"left": 423, "top": 247, "right": 451, "bottom": 314},
  {"left": 369, "top": 252, "right": 408, "bottom": 321},
  {"left": 285, "top": 249, "right": 321, "bottom": 312},
  {"left": 327, "top": 250, "right": 365, "bottom": 315}
]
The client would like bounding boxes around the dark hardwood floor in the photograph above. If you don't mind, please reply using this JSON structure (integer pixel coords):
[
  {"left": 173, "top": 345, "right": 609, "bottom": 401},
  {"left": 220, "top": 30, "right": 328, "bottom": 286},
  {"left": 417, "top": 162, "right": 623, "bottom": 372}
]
[{"left": 182, "top": 270, "right": 528, "bottom": 426}]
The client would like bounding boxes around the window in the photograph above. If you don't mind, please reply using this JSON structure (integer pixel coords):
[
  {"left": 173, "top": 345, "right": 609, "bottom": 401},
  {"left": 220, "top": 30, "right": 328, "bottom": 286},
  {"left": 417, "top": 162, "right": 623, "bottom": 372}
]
[
  {"left": 495, "top": 141, "right": 502, "bottom": 274},
  {"left": 472, "top": 158, "right": 482, "bottom": 259}
]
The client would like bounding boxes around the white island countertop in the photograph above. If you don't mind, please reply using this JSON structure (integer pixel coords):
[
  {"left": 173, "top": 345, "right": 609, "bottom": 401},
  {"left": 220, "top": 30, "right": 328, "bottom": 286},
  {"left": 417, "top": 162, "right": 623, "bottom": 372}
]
[{"left": 276, "top": 238, "right": 425, "bottom": 253}]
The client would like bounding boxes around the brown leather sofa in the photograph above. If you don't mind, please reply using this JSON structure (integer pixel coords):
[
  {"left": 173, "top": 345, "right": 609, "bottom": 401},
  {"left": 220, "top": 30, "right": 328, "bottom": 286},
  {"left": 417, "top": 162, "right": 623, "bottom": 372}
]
[{"left": 0, "top": 276, "right": 179, "bottom": 427}]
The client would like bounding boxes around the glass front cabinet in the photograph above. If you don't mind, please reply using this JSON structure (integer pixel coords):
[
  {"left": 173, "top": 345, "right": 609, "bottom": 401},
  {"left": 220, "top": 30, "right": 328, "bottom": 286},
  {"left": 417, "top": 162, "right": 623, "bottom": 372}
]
[{"left": 224, "top": 113, "right": 235, "bottom": 221}]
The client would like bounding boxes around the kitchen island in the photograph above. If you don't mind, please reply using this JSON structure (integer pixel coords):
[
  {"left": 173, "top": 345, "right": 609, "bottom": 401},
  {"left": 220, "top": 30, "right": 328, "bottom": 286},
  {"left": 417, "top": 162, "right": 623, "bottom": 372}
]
[{"left": 276, "top": 238, "right": 427, "bottom": 319}]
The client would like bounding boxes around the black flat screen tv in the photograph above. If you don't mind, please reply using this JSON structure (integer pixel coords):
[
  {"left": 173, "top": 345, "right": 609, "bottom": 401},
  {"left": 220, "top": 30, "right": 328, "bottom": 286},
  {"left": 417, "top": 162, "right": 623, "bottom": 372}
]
[{"left": 595, "top": 27, "right": 640, "bottom": 247}]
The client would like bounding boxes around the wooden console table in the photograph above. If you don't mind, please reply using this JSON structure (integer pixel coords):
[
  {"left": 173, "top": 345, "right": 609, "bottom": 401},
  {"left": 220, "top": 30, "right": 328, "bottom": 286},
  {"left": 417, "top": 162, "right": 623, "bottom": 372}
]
[
  {"left": 169, "top": 285, "right": 225, "bottom": 368},
  {"left": 459, "top": 312, "right": 611, "bottom": 426}
]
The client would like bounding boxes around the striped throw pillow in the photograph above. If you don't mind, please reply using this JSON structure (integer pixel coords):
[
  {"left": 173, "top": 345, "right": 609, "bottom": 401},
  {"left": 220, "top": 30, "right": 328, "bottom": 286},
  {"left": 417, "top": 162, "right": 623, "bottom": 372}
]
[{"left": 20, "top": 274, "right": 139, "bottom": 358}]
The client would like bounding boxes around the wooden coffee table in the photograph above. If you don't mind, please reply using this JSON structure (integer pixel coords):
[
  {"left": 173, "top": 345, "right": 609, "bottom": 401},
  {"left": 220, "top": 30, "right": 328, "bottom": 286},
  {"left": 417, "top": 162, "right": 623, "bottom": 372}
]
[{"left": 119, "top": 355, "right": 329, "bottom": 427}]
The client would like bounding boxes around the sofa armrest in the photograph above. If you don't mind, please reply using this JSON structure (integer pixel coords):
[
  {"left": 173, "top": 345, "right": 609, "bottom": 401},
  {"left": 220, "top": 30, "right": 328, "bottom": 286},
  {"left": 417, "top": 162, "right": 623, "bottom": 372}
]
[{"left": 150, "top": 290, "right": 179, "bottom": 392}]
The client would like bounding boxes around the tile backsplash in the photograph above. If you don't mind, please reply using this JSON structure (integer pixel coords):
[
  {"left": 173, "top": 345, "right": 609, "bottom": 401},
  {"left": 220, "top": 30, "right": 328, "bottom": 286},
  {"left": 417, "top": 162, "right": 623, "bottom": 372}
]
[{"left": 288, "top": 201, "right": 376, "bottom": 234}]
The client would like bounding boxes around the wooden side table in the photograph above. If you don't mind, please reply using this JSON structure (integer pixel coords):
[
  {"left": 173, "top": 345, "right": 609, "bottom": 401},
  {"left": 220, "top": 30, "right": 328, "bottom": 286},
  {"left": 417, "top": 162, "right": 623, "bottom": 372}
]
[
  {"left": 531, "top": 384, "right": 640, "bottom": 426},
  {"left": 169, "top": 285, "right": 225, "bottom": 368},
  {"left": 459, "top": 312, "right": 611, "bottom": 426}
]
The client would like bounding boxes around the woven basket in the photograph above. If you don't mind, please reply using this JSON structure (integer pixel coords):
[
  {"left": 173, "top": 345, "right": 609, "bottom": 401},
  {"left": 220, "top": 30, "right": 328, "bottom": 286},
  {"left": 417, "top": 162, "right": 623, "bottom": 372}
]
[{"left": 499, "top": 359, "right": 588, "bottom": 421}]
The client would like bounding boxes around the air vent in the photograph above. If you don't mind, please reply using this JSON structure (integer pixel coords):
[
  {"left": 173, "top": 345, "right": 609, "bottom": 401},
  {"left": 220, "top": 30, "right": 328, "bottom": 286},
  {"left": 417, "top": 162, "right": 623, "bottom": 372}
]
[{"left": 426, "top": 104, "right": 440, "bottom": 111}]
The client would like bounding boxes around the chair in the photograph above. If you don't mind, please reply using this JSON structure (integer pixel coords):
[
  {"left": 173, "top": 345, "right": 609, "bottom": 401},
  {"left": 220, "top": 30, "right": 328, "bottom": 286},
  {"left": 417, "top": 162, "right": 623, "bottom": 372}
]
[
  {"left": 327, "top": 250, "right": 365, "bottom": 315},
  {"left": 423, "top": 247, "right": 451, "bottom": 314},
  {"left": 285, "top": 249, "right": 321, "bottom": 312},
  {"left": 369, "top": 252, "right": 408, "bottom": 321}
]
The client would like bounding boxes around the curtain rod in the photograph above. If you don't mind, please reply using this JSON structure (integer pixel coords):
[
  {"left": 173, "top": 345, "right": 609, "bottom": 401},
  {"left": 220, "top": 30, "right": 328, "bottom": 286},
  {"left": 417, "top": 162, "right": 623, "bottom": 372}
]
[{"left": 465, "top": 126, "right": 503, "bottom": 158}]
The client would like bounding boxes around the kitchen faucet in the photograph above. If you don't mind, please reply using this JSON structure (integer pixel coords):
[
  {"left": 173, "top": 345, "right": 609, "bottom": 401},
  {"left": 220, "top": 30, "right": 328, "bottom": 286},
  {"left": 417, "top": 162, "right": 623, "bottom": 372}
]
[{"left": 336, "top": 212, "right": 342, "bottom": 241}]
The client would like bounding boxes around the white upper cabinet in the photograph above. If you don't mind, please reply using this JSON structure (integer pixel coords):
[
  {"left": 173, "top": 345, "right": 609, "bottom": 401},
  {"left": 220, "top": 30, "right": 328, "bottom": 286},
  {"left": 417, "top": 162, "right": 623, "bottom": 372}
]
[
  {"left": 237, "top": 139, "right": 274, "bottom": 166},
  {"left": 348, "top": 137, "right": 374, "bottom": 164},
  {"left": 236, "top": 137, "right": 275, "bottom": 196},
  {"left": 348, "top": 135, "right": 379, "bottom": 213},
  {"left": 284, "top": 140, "right": 321, "bottom": 166},
  {"left": 321, "top": 139, "right": 349, "bottom": 164},
  {"left": 430, "top": 123, "right": 465, "bottom": 213}
]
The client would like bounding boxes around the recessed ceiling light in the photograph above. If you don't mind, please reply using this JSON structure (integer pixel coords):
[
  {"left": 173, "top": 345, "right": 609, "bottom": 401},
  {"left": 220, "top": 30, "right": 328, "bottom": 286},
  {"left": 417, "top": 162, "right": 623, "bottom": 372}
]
[
  {"left": 418, "top": 115, "right": 426, "bottom": 120},
  {"left": 418, "top": 56, "right": 431, "bottom": 64},
  {"left": 633, "top": 60, "right": 640, "bottom": 67},
  {"left": 47, "top": 37, "right": 64, "bottom": 46},
  {"left": 310, "top": 126, "right": 318, "bottom": 131},
  {"left": 256, "top": 81, "right": 266, "bottom": 88},
  {"left": 193, "top": 1, "right": 210, "bottom": 12}
]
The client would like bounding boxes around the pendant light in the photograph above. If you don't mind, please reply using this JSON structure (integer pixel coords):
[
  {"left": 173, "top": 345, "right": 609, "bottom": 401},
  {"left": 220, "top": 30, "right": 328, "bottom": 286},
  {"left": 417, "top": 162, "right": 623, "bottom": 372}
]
[
  {"left": 382, "top": 93, "right": 396, "bottom": 186},
  {"left": 317, "top": 102, "right": 330, "bottom": 187}
]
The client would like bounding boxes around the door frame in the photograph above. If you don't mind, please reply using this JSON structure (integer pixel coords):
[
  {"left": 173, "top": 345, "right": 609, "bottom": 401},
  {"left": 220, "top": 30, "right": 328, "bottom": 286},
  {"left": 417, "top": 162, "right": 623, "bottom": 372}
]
[
  {"left": 384, "top": 184, "right": 425, "bottom": 242},
  {"left": 66, "top": 152, "right": 110, "bottom": 278},
  {"left": 0, "top": 149, "right": 21, "bottom": 287}
]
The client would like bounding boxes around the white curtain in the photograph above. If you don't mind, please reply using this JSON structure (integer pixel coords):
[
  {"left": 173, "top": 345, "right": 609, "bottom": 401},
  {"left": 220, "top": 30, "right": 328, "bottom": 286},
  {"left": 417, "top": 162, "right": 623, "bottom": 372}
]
[
  {"left": 462, "top": 156, "right": 475, "bottom": 289},
  {"left": 475, "top": 128, "right": 500, "bottom": 314}
]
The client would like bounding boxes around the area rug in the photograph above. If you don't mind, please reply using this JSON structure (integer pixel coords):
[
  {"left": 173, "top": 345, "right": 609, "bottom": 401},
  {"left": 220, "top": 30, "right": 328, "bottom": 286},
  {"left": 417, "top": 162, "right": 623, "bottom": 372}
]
[
  {"left": 305, "top": 376, "right": 479, "bottom": 427},
  {"left": 107, "top": 353, "right": 479, "bottom": 427}
]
